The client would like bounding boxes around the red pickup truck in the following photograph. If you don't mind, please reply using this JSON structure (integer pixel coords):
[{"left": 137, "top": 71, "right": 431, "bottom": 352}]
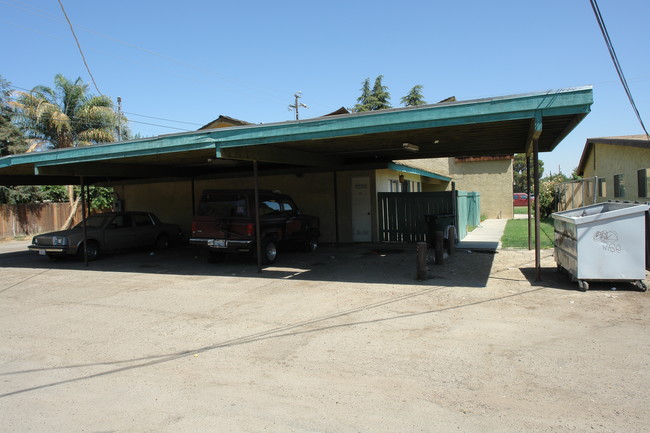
[{"left": 190, "top": 189, "right": 320, "bottom": 264}]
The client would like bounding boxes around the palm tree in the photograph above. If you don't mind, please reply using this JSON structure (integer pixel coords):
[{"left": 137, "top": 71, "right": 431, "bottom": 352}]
[{"left": 14, "top": 74, "right": 124, "bottom": 150}]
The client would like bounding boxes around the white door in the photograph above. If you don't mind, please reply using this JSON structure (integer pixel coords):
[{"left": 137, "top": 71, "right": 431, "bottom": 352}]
[{"left": 352, "top": 177, "right": 372, "bottom": 242}]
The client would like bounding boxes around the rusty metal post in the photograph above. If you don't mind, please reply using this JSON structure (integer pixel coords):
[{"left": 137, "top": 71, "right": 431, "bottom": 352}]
[{"left": 416, "top": 242, "right": 428, "bottom": 280}]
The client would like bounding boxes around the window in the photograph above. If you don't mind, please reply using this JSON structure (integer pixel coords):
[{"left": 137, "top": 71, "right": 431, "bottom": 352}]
[
  {"left": 259, "top": 199, "right": 281, "bottom": 216},
  {"left": 638, "top": 169, "right": 649, "bottom": 198},
  {"left": 403, "top": 180, "right": 421, "bottom": 192},
  {"left": 110, "top": 214, "right": 132, "bottom": 228},
  {"left": 598, "top": 178, "right": 607, "bottom": 198},
  {"left": 614, "top": 174, "right": 625, "bottom": 198},
  {"left": 133, "top": 214, "right": 153, "bottom": 227},
  {"left": 389, "top": 180, "right": 400, "bottom": 192}
]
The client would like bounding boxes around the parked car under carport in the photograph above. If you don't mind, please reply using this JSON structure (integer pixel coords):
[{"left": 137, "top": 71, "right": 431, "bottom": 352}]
[{"left": 28, "top": 211, "right": 182, "bottom": 260}]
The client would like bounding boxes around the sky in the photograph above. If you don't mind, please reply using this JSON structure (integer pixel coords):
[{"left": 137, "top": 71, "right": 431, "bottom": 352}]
[{"left": 2, "top": 0, "right": 649, "bottom": 175}]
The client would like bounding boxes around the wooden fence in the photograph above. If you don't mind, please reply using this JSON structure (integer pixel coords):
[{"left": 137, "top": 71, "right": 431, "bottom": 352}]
[
  {"left": 378, "top": 191, "right": 480, "bottom": 243},
  {"left": 0, "top": 202, "right": 81, "bottom": 238}
]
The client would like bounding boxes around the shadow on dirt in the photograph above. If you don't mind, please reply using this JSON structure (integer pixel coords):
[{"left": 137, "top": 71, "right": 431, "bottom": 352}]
[
  {"left": 519, "top": 265, "right": 645, "bottom": 293},
  {"left": 1, "top": 242, "right": 498, "bottom": 287}
]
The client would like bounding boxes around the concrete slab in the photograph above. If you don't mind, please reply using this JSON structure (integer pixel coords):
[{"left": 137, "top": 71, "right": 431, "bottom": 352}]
[{"left": 457, "top": 218, "right": 509, "bottom": 250}]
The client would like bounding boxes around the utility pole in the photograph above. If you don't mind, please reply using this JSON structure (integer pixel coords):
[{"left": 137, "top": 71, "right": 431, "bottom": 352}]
[
  {"left": 288, "top": 91, "right": 308, "bottom": 120},
  {"left": 116, "top": 96, "right": 122, "bottom": 141}
]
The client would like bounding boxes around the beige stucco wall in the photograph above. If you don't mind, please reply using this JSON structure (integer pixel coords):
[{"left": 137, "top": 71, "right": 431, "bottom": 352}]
[
  {"left": 400, "top": 157, "right": 514, "bottom": 219},
  {"left": 120, "top": 157, "right": 513, "bottom": 244},
  {"left": 117, "top": 181, "right": 194, "bottom": 235},
  {"left": 582, "top": 143, "right": 650, "bottom": 201}
]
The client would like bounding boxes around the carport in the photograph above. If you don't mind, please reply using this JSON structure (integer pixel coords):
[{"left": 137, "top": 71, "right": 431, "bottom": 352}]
[{"left": 0, "top": 86, "right": 594, "bottom": 277}]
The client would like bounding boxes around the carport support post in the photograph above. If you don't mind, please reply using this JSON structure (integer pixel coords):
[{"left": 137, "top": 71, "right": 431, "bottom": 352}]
[
  {"left": 333, "top": 171, "right": 340, "bottom": 246},
  {"left": 80, "top": 176, "right": 88, "bottom": 266},
  {"left": 254, "top": 160, "right": 262, "bottom": 273},
  {"left": 526, "top": 155, "right": 532, "bottom": 250},
  {"left": 533, "top": 139, "right": 541, "bottom": 281}
]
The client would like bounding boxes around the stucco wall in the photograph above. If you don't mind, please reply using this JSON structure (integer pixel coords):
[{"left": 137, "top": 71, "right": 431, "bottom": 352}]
[
  {"left": 583, "top": 143, "right": 650, "bottom": 201},
  {"left": 400, "top": 157, "right": 514, "bottom": 219},
  {"left": 118, "top": 181, "right": 194, "bottom": 235}
]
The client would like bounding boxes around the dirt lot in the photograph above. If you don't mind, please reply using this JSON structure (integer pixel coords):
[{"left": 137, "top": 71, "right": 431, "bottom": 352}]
[{"left": 1, "top": 240, "right": 649, "bottom": 432}]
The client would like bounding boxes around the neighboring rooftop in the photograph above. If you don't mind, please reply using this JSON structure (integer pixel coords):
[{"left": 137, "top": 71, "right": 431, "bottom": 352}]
[{"left": 577, "top": 134, "right": 650, "bottom": 175}]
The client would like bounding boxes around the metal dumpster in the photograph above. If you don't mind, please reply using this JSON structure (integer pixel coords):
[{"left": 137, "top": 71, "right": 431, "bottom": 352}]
[
  {"left": 552, "top": 202, "right": 649, "bottom": 291},
  {"left": 425, "top": 214, "right": 455, "bottom": 248}
]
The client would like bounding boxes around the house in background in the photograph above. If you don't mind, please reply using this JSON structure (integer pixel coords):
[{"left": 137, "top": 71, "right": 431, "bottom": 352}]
[
  {"left": 559, "top": 135, "right": 650, "bottom": 210},
  {"left": 398, "top": 155, "right": 514, "bottom": 220}
]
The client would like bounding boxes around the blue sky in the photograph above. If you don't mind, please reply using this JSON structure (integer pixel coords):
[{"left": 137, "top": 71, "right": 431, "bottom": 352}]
[{"left": 2, "top": 0, "right": 648, "bottom": 175}]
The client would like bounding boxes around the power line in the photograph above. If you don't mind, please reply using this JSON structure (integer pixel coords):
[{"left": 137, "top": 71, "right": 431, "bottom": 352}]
[
  {"left": 589, "top": 0, "right": 649, "bottom": 138},
  {"left": 7, "top": 83, "right": 195, "bottom": 131},
  {"left": 56, "top": 0, "right": 102, "bottom": 96},
  {"left": 123, "top": 111, "right": 202, "bottom": 126},
  {"left": 126, "top": 120, "right": 191, "bottom": 131},
  {"left": 1, "top": 0, "right": 286, "bottom": 104}
]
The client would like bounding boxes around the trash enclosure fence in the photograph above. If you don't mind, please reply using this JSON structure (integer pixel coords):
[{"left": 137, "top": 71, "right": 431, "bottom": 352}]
[{"left": 378, "top": 191, "right": 480, "bottom": 243}]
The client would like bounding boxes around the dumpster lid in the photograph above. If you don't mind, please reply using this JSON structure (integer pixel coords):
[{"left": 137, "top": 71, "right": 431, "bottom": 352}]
[{"left": 552, "top": 202, "right": 649, "bottom": 224}]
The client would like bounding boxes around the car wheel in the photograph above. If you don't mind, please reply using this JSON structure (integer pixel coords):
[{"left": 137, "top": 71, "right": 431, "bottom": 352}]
[
  {"left": 305, "top": 236, "right": 318, "bottom": 253},
  {"left": 155, "top": 233, "right": 170, "bottom": 249},
  {"left": 261, "top": 238, "right": 278, "bottom": 265},
  {"left": 79, "top": 241, "right": 100, "bottom": 261}
]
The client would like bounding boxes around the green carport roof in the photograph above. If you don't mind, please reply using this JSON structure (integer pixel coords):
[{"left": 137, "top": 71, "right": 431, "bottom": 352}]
[{"left": 0, "top": 86, "right": 593, "bottom": 185}]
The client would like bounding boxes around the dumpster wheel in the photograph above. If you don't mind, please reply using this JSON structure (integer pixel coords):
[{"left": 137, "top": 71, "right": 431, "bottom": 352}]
[
  {"left": 634, "top": 281, "right": 648, "bottom": 292},
  {"left": 578, "top": 280, "right": 589, "bottom": 292}
]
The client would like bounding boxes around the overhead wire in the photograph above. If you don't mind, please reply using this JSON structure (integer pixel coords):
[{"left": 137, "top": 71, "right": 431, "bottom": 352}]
[
  {"left": 5, "top": 83, "right": 194, "bottom": 132},
  {"left": 56, "top": 0, "right": 102, "bottom": 95},
  {"left": 589, "top": 0, "right": 649, "bottom": 138},
  {"left": 0, "top": 0, "right": 325, "bottom": 109}
]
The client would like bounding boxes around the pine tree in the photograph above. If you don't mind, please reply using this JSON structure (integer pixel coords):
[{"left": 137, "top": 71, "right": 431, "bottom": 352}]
[
  {"left": 401, "top": 85, "right": 426, "bottom": 107},
  {"left": 371, "top": 75, "right": 391, "bottom": 110},
  {"left": 353, "top": 78, "right": 376, "bottom": 112},
  {"left": 353, "top": 75, "right": 391, "bottom": 112}
]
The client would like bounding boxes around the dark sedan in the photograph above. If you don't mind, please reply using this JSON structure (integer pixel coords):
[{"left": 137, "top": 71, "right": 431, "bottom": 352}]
[{"left": 29, "top": 211, "right": 182, "bottom": 260}]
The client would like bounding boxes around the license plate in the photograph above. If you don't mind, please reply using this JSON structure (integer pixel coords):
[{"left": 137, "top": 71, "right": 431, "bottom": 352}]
[
  {"left": 38, "top": 249, "right": 46, "bottom": 256},
  {"left": 208, "top": 239, "right": 226, "bottom": 248}
]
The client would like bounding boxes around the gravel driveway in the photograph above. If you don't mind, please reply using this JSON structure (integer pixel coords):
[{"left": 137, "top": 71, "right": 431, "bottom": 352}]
[{"left": 1, "top": 240, "right": 649, "bottom": 432}]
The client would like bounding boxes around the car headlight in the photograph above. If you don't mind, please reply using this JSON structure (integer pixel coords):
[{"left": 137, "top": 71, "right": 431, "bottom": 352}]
[{"left": 52, "top": 236, "right": 68, "bottom": 246}]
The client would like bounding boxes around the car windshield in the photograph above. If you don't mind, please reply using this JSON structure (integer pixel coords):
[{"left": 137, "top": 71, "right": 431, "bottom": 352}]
[{"left": 74, "top": 214, "right": 113, "bottom": 229}]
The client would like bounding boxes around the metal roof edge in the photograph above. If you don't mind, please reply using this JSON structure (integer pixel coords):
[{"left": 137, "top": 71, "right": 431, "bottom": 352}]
[
  {"left": 387, "top": 162, "right": 452, "bottom": 182},
  {"left": 0, "top": 86, "right": 594, "bottom": 169}
]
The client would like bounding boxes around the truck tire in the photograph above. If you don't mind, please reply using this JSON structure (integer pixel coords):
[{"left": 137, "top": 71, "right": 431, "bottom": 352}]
[
  {"left": 261, "top": 238, "right": 278, "bottom": 265},
  {"left": 305, "top": 236, "right": 318, "bottom": 253}
]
